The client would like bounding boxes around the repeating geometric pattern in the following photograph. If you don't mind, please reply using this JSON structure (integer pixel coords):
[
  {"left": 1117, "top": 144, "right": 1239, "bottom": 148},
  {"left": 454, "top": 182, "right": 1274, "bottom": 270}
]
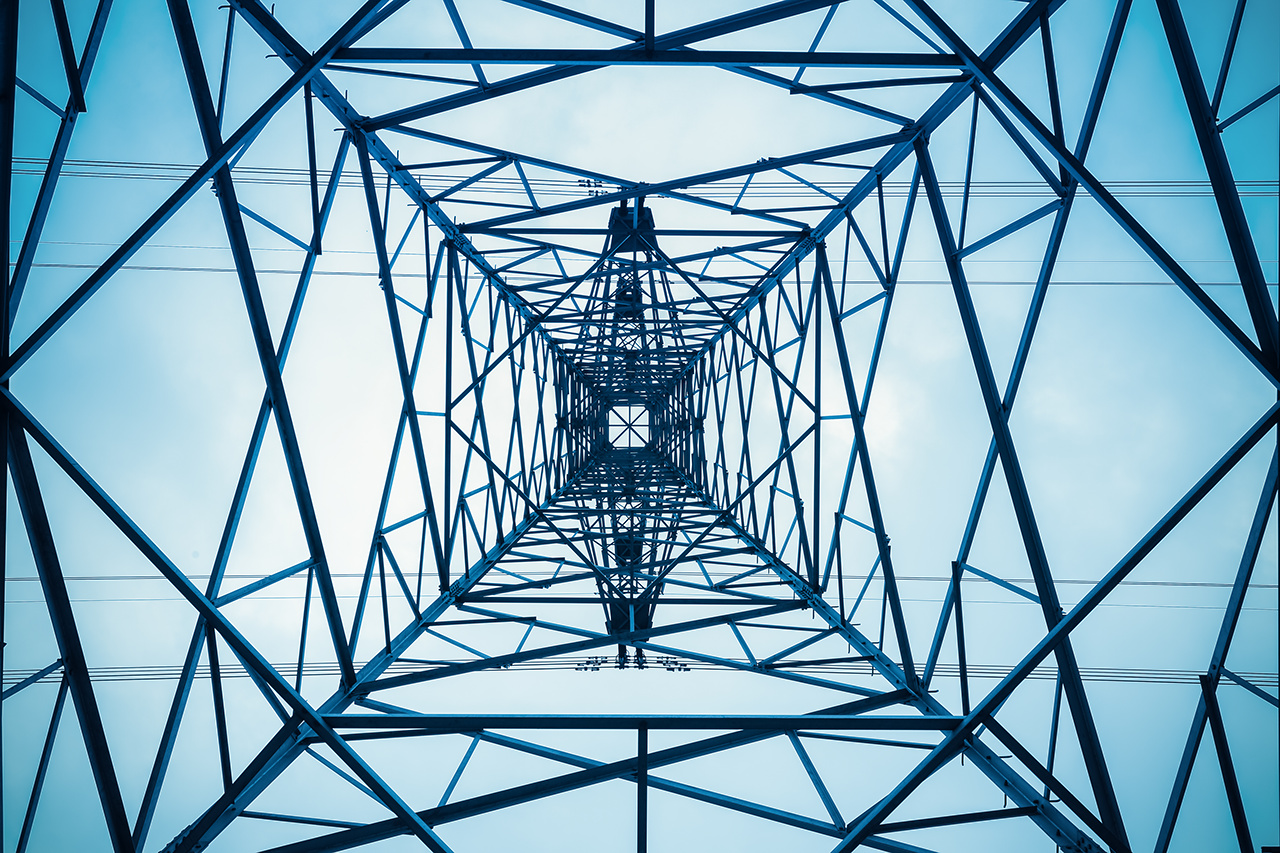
[{"left": 2, "top": 2, "right": 1276, "bottom": 852}]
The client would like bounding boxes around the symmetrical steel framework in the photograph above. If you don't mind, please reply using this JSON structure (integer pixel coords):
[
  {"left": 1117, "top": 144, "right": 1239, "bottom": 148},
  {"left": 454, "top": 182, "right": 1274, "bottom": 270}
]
[{"left": 2, "top": 1, "right": 1277, "bottom": 851}]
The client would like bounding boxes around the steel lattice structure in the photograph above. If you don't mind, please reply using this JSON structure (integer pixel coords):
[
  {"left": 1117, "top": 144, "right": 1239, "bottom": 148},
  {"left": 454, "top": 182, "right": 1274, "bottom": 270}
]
[{"left": 2, "top": 1, "right": 1277, "bottom": 851}]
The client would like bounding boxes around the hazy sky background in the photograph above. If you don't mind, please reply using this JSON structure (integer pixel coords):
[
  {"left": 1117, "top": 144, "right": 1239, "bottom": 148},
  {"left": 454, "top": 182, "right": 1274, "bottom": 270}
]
[{"left": 5, "top": 1, "right": 1277, "bottom": 851}]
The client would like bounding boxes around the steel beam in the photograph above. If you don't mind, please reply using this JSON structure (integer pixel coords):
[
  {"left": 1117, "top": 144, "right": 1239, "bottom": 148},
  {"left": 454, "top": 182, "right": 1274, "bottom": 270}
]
[
  {"left": 1199, "top": 674, "right": 1253, "bottom": 853},
  {"left": 1154, "top": 449, "right": 1278, "bottom": 853},
  {"left": 1154, "top": 0, "right": 1278, "bottom": 369},
  {"left": 829, "top": 402, "right": 1278, "bottom": 851},
  {"left": 9, "top": 425, "right": 135, "bottom": 852},
  {"left": 900, "top": 0, "right": 1279, "bottom": 387},
  {"left": 331, "top": 48, "right": 961, "bottom": 66},
  {"left": 3, "top": 0, "right": 389, "bottom": 379},
  {"left": 166, "top": 0, "right": 357, "bottom": 687},
  {"left": 916, "top": 136, "right": 1129, "bottom": 847}
]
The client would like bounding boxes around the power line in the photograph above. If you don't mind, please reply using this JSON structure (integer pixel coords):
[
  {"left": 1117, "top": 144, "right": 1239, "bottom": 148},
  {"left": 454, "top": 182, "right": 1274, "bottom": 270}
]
[
  {"left": 3, "top": 657, "right": 1274, "bottom": 688},
  {"left": 14, "top": 157, "right": 1279, "bottom": 200}
]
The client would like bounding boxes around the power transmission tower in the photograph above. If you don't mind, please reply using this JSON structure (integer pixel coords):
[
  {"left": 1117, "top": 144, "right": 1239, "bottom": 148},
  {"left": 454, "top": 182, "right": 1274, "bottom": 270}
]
[{"left": 2, "top": 2, "right": 1276, "bottom": 852}]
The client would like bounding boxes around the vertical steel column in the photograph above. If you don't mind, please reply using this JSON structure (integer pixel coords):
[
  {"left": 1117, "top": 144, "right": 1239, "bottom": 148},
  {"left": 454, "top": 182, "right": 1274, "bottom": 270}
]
[
  {"left": 811, "top": 252, "right": 822, "bottom": 591},
  {"left": 446, "top": 241, "right": 457, "bottom": 568},
  {"left": 637, "top": 724, "right": 649, "bottom": 853},
  {"left": 0, "top": 4, "right": 16, "bottom": 838}
]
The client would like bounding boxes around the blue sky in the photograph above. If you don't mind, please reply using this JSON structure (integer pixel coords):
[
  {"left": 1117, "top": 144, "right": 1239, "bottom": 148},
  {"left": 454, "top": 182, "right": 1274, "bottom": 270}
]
[{"left": 4, "top": 1, "right": 1277, "bottom": 851}]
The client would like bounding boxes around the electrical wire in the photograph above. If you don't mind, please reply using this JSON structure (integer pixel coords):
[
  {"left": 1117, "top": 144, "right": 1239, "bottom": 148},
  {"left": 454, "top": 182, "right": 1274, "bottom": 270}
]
[
  {"left": 14, "top": 157, "right": 1279, "bottom": 200},
  {"left": 2, "top": 657, "right": 1274, "bottom": 688}
]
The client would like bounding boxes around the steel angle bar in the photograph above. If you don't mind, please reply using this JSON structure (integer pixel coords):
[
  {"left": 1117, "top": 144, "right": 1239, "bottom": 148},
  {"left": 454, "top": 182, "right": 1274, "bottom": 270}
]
[
  {"left": 270, "top": 693, "right": 915, "bottom": 852},
  {"left": 466, "top": 130, "right": 914, "bottom": 231},
  {"left": 923, "top": 0, "right": 1130, "bottom": 685},
  {"left": 4, "top": 0, "right": 389, "bottom": 380},
  {"left": 8, "top": 426, "right": 135, "bottom": 853},
  {"left": 1155, "top": 0, "right": 1277, "bottom": 367},
  {"left": 877, "top": 805, "right": 1038, "bottom": 835},
  {"left": 833, "top": 402, "right": 1280, "bottom": 852},
  {"left": 354, "top": 133, "right": 448, "bottom": 589},
  {"left": 240, "top": 811, "right": 364, "bottom": 831},
  {"left": 817, "top": 245, "right": 919, "bottom": 687},
  {"left": 304, "top": 78, "right": 320, "bottom": 251},
  {"left": 1154, "top": 448, "right": 1278, "bottom": 853},
  {"left": 7, "top": 0, "right": 112, "bottom": 318},
  {"left": 658, "top": 187, "right": 811, "bottom": 229},
  {"left": 958, "top": 562, "right": 1039, "bottom": 605},
  {"left": 789, "top": 731, "right": 844, "bottom": 825},
  {"left": 231, "top": 1, "right": 601, "bottom": 413},
  {"left": 660, "top": 461, "right": 1112, "bottom": 850},
  {"left": 792, "top": 74, "right": 968, "bottom": 94},
  {"left": 950, "top": 563, "right": 971, "bottom": 715},
  {"left": 429, "top": 158, "right": 510, "bottom": 204},
  {"left": 861, "top": 839, "right": 939, "bottom": 853},
  {"left": 974, "top": 718, "right": 1128, "bottom": 852},
  {"left": 1209, "top": 0, "right": 1248, "bottom": 116},
  {"left": 14, "top": 77, "right": 65, "bottom": 117},
  {"left": 722, "top": 60, "right": 917, "bottom": 124},
  {"left": 14, "top": 675, "right": 69, "bottom": 853},
  {"left": 439, "top": 0, "right": 489, "bottom": 88},
  {"left": 1, "top": 659, "right": 63, "bottom": 700},
  {"left": 213, "top": 558, "right": 313, "bottom": 604},
  {"left": 323, "top": 714, "right": 962, "bottom": 731},
  {"left": 4, "top": 395, "right": 454, "bottom": 853},
  {"left": 1218, "top": 84, "right": 1280, "bottom": 132},
  {"left": 344, "top": 0, "right": 415, "bottom": 44},
  {"left": 495, "top": 0, "right": 641, "bottom": 40},
  {"left": 238, "top": 203, "right": 312, "bottom": 251},
  {"left": 762, "top": 628, "right": 840, "bottom": 665},
  {"left": 650, "top": 241, "right": 818, "bottom": 410},
  {"left": 968, "top": 86, "right": 1067, "bottom": 197},
  {"left": 205, "top": 625, "right": 235, "bottom": 790},
  {"left": 1220, "top": 669, "right": 1279, "bottom": 708},
  {"left": 361, "top": 0, "right": 853, "bottom": 129},
  {"left": 667, "top": 1, "right": 1070, "bottom": 391},
  {"left": 1199, "top": 675, "right": 1254, "bottom": 853},
  {"left": 845, "top": 212, "right": 889, "bottom": 286},
  {"left": 214, "top": 5, "right": 235, "bottom": 132},
  {"left": 367, "top": 601, "right": 805, "bottom": 691},
  {"left": 901, "top": 0, "right": 1278, "bottom": 386},
  {"left": 955, "top": 198, "right": 1062, "bottom": 260},
  {"left": 332, "top": 48, "right": 962, "bottom": 67},
  {"left": 1038, "top": 10, "right": 1065, "bottom": 146},
  {"left": 167, "top": 0, "right": 356, "bottom": 687},
  {"left": 915, "top": 136, "right": 1129, "bottom": 846}
]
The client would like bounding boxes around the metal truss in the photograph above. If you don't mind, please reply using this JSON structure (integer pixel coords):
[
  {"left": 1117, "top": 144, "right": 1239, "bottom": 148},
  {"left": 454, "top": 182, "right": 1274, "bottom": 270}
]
[{"left": 2, "top": 1, "right": 1277, "bottom": 851}]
